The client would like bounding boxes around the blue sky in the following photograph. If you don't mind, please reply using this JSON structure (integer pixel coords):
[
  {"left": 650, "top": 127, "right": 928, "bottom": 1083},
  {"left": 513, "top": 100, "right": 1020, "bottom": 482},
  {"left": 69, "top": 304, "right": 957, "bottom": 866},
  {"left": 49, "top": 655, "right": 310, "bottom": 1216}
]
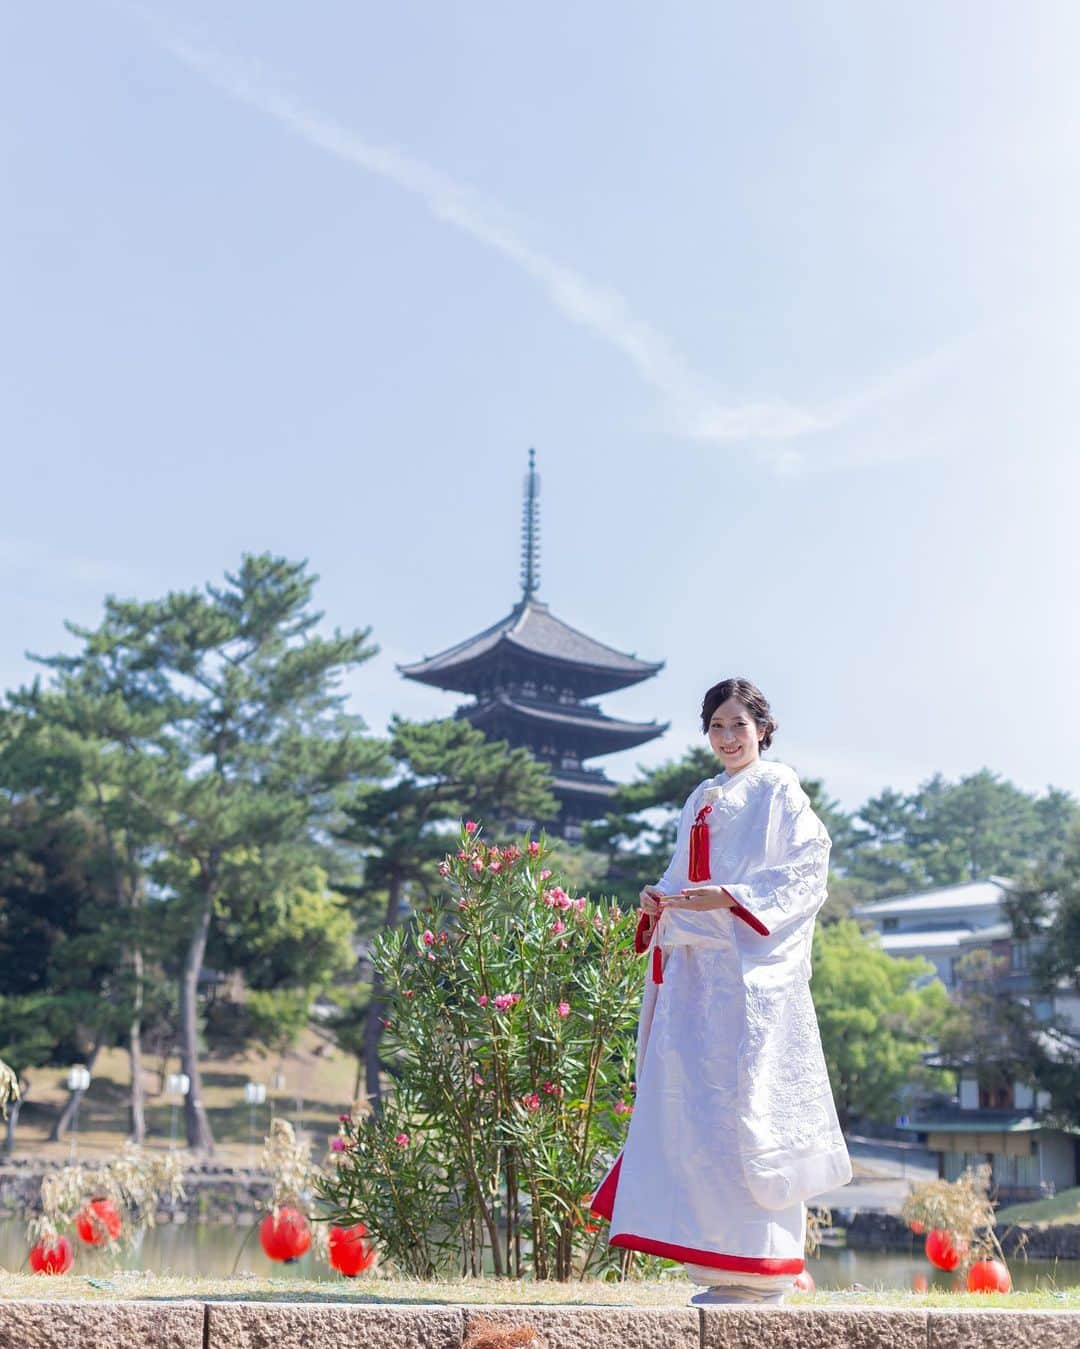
[{"left": 2, "top": 2, "right": 1078, "bottom": 809}]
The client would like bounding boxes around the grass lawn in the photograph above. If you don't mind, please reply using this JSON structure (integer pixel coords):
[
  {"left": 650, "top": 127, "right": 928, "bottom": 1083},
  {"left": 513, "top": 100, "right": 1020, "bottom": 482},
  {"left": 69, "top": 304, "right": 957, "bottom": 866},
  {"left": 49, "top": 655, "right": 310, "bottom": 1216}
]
[
  {"left": 6, "top": 1029, "right": 358, "bottom": 1163},
  {"left": 997, "top": 1188, "right": 1080, "bottom": 1226},
  {"left": 0, "top": 1272, "right": 1077, "bottom": 1309}
]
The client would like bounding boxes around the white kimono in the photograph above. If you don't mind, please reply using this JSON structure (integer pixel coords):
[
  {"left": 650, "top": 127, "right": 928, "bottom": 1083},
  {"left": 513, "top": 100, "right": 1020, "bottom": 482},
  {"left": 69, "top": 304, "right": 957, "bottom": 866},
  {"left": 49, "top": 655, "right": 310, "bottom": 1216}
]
[{"left": 591, "top": 758, "right": 851, "bottom": 1278}]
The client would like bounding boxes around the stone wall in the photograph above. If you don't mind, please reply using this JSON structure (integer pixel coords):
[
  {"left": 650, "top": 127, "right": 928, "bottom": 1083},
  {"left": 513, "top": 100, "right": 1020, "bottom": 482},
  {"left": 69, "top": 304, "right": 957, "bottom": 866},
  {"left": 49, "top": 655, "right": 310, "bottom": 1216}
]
[
  {"left": 0, "top": 1301, "right": 1078, "bottom": 1348},
  {"left": 0, "top": 1161, "right": 272, "bottom": 1225},
  {"left": 843, "top": 1207, "right": 1080, "bottom": 1260}
]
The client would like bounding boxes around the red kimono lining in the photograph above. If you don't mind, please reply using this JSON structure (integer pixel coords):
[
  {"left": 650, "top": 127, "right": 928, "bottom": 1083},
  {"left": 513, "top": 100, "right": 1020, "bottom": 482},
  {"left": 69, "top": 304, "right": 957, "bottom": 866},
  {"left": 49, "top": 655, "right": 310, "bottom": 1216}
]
[{"left": 609, "top": 1232, "right": 804, "bottom": 1275}]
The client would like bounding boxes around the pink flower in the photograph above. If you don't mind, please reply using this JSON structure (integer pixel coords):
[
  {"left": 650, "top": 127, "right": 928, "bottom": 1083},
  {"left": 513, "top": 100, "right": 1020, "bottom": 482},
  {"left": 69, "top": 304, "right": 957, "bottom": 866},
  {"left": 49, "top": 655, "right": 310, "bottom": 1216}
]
[
  {"left": 456, "top": 850, "right": 467, "bottom": 861},
  {"left": 539, "top": 868, "right": 552, "bottom": 880},
  {"left": 573, "top": 896, "right": 587, "bottom": 912},
  {"left": 464, "top": 820, "right": 477, "bottom": 833},
  {"left": 330, "top": 1137, "right": 346, "bottom": 1153},
  {"left": 422, "top": 929, "right": 435, "bottom": 946},
  {"left": 493, "top": 993, "right": 522, "bottom": 1012},
  {"left": 457, "top": 899, "right": 469, "bottom": 910},
  {"left": 551, "top": 919, "right": 566, "bottom": 935},
  {"left": 473, "top": 1072, "right": 484, "bottom": 1086},
  {"left": 488, "top": 860, "right": 502, "bottom": 873},
  {"left": 426, "top": 952, "right": 436, "bottom": 962},
  {"left": 338, "top": 1113, "right": 350, "bottom": 1123},
  {"left": 471, "top": 858, "right": 484, "bottom": 873},
  {"left": 477, "top": 995, "right": 489, "bottom": 1007},
  {"left": 528, "top": 841, "right": 540, "bottom": 856},
  {"left": 521, "top": 1092, "right": 541, "bottom": 1112},
  {"left": 542, "top": 1080, "right": 562, "bottom": 1097},
  {"left": 437, "top": 861, "right": 451, "bottom": 877},
  {"left": 394, "top": 1132, "right": 410, "bottom": 1148},
  {"left": 614, "top": 1100, "right": 633, "bottom": 1116},
  {"left": 502, "top": 846, "right": 520, "bottom": 863},
  {"left": 403, "top": 989, "right": 415, "bottom": 999},
  {"left": 556, "top": 1001, "right": 570, "bottom": 1018}
]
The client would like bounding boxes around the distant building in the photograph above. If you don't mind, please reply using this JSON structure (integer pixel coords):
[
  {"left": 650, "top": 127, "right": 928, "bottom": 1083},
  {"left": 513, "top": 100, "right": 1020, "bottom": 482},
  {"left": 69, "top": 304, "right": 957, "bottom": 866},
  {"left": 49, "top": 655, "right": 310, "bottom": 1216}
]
[
  {"left": 853, "top": 877, "right": 1018, "bottom": 995},
  {"left": 399, "top": 451, "right": 667, "bottom": 838},
  {"left": 856, "top": 878, "right": 1080, "bottom": 1202}
]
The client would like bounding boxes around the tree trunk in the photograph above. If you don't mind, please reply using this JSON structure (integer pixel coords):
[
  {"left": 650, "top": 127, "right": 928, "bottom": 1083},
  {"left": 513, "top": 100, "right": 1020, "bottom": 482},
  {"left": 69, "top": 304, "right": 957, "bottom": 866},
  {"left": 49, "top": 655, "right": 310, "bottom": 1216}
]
[
  {"left": 180, "top": 885, "right": 216, "bottom": 1154},
  {"left": 363, "top": 871, "right": 403, "bottom": 1111},
  {"left": 128, "top": 941, "right": 146, "bottom": 1143},
  {"left": 4, "top": 1088, "right": 24, "bottom": 1155},
  {"left": 49, "top": 1037, "right": 104, "bottom": 1141}
]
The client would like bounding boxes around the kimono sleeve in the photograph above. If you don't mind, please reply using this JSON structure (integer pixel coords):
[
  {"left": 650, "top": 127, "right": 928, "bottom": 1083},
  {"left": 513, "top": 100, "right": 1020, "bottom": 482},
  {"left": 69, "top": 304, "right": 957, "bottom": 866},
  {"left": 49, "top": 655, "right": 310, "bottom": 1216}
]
[{"left": 723, "top": 780, "right": 831, "bottom": 944}]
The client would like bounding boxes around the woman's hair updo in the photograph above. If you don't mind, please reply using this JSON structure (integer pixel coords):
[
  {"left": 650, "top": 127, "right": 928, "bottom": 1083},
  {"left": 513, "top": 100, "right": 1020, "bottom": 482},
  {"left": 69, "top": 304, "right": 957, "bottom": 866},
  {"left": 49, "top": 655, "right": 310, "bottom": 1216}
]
[{"left": 700, "top": 677, "right": 778, "bottom": 751}]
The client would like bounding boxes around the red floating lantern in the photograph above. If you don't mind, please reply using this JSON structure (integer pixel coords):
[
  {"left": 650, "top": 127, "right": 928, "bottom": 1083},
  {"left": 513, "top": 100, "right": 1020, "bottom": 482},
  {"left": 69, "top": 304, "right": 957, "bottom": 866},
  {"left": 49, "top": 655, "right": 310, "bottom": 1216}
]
[
  {"left": 967, "top": 1259, "right": 1012, "bottom": 1294},
  {"left": 29, "top": 1235, "right": 74, "bottom": 1275},
  {"left": 924, "top": 1228, "right": 967, "bottom": 1272},
  {"left": 259, "top": 1206, "right": 312, "bottom": 1263},
  {"left": 575, "top": 1193, "right": 600, "bottom": 1235},
  {"left": 75, "top": 1198, "right": 122, "bottom": 1247},
  {"left": 792, "top": 1269, "right": 815, "bottom": 1292},
  {"left": 328, "top": 1222, "right": 375, "bottom": 1277},
  {"left": 909, "top": 1219, "right": 925, "bottom": 1235}
]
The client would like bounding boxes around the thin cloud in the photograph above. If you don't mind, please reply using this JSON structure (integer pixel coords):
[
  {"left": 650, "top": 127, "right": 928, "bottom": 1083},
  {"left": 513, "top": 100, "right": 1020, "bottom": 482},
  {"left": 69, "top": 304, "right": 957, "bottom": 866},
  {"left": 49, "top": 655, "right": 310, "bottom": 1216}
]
[{"left": 142, "top": 19, "right": 956, "bottom": 469}]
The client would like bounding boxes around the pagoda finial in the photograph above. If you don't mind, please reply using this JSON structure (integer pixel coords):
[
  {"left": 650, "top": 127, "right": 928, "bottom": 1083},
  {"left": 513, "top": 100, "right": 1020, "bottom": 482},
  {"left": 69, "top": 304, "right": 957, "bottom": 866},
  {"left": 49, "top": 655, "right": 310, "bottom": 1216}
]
[{"left": 520, "top": 448, "right": 541, "bottom": 601}]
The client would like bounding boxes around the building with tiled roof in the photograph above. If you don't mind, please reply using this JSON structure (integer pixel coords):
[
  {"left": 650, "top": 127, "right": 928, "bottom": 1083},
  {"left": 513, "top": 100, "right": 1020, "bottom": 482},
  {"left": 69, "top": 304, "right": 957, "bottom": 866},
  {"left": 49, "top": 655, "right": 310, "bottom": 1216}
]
[{"left": 399, "top": 451, "right": 667, "bottom": 837}]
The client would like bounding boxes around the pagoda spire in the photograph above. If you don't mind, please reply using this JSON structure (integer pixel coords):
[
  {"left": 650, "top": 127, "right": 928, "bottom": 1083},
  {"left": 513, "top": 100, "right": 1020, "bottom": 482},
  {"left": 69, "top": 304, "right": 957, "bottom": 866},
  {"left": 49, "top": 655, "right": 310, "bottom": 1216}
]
[{"left": 520, "top": 448, "right": 541, "bottom": 601}]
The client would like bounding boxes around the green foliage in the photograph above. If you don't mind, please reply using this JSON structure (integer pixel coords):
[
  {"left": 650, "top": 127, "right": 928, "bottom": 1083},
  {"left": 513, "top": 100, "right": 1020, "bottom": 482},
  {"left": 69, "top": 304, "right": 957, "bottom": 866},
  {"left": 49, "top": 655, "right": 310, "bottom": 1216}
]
[
  {"left": 6, "top": 554, "right": 382, "bottom": 1151},
  {"left": 812, "top": 920, "right": 952, "bottom": 1128},
  {"left": 585, "top": 746, "right": 716, "bottom": 906},
  {"left": 218, "top": 874, "right": 356, "bottom": 992},
  {"left": 1004, "top": 820, "right": 1080, "bottom": 1122},
  {"left": 339, "top": 715, "right": 556, "bottom": 902},
  {"left": 934, "top": 950, "right": 1042, "bottom": 1092},
  {"left": 847, "top": 771, "right": 1077, "bottom": 895},
  {"left": 317, "top": 824, "right": 642, "bottom": 1281},
  {"left": 245, "top": 990, "right": 316, "bottom": 1063},
  {"left": 336, "top": 716, "right": 557, "bottom": 1108}
]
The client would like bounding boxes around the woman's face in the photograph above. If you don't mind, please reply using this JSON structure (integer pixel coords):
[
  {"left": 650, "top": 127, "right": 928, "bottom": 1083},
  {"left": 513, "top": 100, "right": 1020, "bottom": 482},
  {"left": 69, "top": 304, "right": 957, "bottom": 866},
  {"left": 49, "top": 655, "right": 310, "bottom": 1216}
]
[{"left": 706, "top": 697, "right": 763, "bottom": 773}]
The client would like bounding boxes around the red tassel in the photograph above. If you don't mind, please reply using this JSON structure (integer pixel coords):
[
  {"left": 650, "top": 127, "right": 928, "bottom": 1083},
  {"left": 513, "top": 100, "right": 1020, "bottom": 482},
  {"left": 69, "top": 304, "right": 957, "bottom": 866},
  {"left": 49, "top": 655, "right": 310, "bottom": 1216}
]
[
  {"left": 688, "top": 805, "right": 713, "bottom": 883},
  {"left": 634, "top": 911, "right": 654, "bottom": 954},
  {"left": 651, "top": 945, "right": 664, "bottom": 985}
]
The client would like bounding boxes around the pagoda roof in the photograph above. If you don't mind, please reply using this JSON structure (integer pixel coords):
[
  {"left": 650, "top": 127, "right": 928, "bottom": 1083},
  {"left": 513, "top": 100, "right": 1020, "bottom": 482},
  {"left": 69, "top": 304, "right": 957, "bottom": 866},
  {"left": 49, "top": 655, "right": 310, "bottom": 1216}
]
[
  {"left": 464, "top": 694, "right": 667, "bottom": 758},
  {"left": 399, "top": 600, "right": 663, "bottom": 696},
  {"left": 552, "top": 773, "right": 618, "bottom": 800}
]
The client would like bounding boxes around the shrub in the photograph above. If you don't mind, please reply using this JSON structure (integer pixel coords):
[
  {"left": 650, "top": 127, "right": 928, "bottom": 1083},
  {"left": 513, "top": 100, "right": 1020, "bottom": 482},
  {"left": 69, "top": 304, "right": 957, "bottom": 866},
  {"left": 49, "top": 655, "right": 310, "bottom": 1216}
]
[{"left": 317, "top": 824, "right": 641, "bottom": 1279}]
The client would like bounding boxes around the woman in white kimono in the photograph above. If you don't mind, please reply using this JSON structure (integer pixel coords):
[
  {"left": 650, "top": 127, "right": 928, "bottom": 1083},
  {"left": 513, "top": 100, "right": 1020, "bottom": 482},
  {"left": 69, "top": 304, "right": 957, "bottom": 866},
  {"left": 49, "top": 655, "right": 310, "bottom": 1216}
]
[{"left": 590, "top": 677, "right": 851, "bottom": 1305}]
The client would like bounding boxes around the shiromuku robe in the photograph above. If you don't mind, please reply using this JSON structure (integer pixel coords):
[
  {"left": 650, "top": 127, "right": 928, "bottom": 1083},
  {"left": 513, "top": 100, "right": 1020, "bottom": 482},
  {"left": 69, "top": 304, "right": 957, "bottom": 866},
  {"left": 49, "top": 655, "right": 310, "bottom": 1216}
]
[{"left": 590, "top": 758, "right": 852, "bottom": 1276}]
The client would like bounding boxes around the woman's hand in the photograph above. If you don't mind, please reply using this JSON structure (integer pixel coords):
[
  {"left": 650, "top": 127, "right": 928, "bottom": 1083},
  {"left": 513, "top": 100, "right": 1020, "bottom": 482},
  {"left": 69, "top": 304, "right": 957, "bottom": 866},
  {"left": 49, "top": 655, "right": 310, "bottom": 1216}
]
[
  {"left": 662, "top": 885, "right": 736, "bottom": 912},
  {"left": 638, "top": 886, "right": 663, "bottom": 918}
]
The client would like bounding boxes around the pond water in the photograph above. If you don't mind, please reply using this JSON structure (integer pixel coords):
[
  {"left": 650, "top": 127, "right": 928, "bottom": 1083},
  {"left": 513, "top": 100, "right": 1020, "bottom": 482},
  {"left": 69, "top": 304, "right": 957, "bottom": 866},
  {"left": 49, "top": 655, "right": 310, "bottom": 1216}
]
[{"left": 2, "top": 1219, "right": 1077, "bottom": 1290}]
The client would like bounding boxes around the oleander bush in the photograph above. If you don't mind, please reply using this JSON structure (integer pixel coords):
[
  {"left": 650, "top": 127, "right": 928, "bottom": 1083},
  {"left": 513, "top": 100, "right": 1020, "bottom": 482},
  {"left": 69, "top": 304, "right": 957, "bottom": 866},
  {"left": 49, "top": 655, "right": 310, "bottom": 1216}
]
[{"left": 317, "top": 823, "right": 641, "bottom": 1279}]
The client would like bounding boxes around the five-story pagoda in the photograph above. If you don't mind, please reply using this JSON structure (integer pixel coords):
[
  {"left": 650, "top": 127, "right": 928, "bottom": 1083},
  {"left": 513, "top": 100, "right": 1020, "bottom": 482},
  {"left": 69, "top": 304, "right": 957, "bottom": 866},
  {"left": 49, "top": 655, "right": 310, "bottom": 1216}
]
[{"left": 400, "top": 451, "right": 667, "bottom": 837}]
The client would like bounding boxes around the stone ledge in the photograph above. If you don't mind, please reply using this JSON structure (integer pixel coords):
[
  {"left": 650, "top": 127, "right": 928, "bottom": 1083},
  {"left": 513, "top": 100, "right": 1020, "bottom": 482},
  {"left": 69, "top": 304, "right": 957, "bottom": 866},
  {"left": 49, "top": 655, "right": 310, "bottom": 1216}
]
[
  {"left": 701, "top": 1305, "right": 928, "bottom": 1348},
  {"left": 927, "top": 1308, "right": 1080, "bottom": 1348},
  {"left": 0, "top": 1300, "right": 205, "bottom": 1349},
  {"left": 206, "top": 1301, "right": 466, "bottom": 1348},
  {"left": 1, "top": 1301, "right": 1078, "bottom": 1349},
  {"left": 463, "top": 1303, "right": 699, "bottom": 1349}
]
